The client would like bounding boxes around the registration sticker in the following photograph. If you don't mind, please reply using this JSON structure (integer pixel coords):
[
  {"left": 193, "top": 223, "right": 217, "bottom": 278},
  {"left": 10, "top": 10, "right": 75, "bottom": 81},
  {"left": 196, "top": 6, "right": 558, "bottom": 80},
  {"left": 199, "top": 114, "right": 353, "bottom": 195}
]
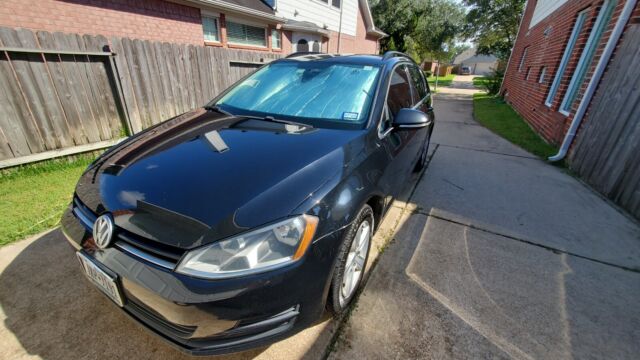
[{"left": 342, "top": 112, "right": 359, "bottom": 121}]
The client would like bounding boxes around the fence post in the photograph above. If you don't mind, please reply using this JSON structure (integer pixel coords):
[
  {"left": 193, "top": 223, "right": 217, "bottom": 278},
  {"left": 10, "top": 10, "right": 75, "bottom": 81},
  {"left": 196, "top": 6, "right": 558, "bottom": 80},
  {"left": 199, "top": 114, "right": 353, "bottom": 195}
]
[{"left": 106, "top": 50, "right": 135, "bottom": 136}]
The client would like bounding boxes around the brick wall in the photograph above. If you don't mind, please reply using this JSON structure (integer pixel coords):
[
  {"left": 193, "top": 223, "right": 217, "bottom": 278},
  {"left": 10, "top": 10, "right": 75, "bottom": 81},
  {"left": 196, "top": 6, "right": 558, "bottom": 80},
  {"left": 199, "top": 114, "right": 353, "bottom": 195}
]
[
  {"left": 501, "top": 0, "right": 632, "bottom": 145},
  {"left": 0, "top": 0, "right": 203, "bottom": 45}
]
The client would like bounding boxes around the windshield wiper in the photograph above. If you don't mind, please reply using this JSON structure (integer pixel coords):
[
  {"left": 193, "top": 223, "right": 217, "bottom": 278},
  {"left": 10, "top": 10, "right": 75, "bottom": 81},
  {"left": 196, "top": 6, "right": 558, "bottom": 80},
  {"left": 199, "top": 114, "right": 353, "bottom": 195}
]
[
  {"left": 260, "top": 115, "right": 310, "bottom": 128},
  {"left": 206, "top": 104, "right": 311, "bottom": 128},
  {"left": 204, "top": 104, "right": 233, "bottom": 116}
]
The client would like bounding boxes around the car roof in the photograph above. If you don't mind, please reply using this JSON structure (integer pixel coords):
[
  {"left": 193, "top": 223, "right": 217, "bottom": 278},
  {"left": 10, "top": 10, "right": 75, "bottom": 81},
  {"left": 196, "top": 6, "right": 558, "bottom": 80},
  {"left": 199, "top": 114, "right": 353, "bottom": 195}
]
[{"left": 275, "top": 52, "right": 416, "bottom": 67}]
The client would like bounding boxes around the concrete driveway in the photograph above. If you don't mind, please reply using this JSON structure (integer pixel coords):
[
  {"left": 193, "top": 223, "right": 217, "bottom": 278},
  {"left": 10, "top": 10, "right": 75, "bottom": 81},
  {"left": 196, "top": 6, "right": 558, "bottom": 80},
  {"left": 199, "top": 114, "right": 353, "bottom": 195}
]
[{"left": 329, "top": 81, "right": 640, "bottom": 359}]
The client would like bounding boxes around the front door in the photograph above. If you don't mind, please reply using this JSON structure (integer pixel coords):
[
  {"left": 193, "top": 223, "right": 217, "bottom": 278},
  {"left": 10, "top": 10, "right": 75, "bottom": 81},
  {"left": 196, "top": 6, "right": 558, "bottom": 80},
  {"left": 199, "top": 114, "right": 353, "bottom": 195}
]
[
  {"left": 292, "top": 32, "right": 322, "bottom": 53},
  {"left": 376, "top": 64, "right": 419, "bottom": 202}
]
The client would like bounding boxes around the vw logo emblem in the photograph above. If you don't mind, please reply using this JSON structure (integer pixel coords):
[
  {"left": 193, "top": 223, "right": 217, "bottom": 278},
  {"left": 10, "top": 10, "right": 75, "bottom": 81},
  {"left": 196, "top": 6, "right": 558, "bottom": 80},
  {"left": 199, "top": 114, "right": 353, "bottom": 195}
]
[{"left": 93, "top": 214, "right": 114, "bottom": 249}]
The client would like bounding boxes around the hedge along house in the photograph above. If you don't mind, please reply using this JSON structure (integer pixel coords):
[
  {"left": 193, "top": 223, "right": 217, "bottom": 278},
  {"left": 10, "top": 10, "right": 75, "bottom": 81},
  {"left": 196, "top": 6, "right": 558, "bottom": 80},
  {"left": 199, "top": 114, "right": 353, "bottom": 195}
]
[
  {"left": 501, "top": 0, "right": 640, "bottom": 219},
  {"left": 0, "top": 0, "right": 386, "bottom": 55}
]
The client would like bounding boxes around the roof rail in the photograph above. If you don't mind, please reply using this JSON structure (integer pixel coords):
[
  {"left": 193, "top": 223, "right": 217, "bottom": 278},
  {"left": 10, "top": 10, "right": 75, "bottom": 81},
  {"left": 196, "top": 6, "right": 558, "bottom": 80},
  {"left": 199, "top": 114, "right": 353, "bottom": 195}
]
[
  {"left": 285, "top": 51, "right": 324, "bottom": 58},
  {"left": 382, "top": 51, "right": 411, "bottom": 61}
]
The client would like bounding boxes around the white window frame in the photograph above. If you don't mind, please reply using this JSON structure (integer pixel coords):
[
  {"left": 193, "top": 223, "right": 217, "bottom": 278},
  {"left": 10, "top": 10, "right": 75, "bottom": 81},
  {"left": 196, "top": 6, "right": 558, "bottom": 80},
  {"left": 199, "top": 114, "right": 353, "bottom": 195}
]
[
  {"left": 518, "top": 47, "right": 528, "bottom": 72},
  {"left": 201, "top": 11, "right": 221, "bottom": 44},
  {"left": 538, "top": 66, "right": 547, "bottom": 83},
  {"left": 225, "top": 17, "right": 268, "bottom": 48},
  {"left": 312, "top": 0, "right": 341, "bottom": 11},
  {"left": 545, "top": 9, "right": 588, "bottom": 107},
  {"left": 559, "top": 0, "right": 617, "bottom": 115},
  {"left": 271, "top": 28, "right": 282, "bottom": 49}
]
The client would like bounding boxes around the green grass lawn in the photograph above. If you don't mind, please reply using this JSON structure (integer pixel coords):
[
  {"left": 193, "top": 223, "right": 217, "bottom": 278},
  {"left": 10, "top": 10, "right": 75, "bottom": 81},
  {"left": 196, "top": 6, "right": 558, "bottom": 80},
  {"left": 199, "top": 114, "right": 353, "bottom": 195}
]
[
  {"left": 473, "top": 93, "right": 558, "bottom": 159},
  {"left": 472, "top": 76, "right": 489, "bottom": 88},
  {"left": 427, "top": 73, "right": 455, "bottom": 87},
  {"left": 0, "top": 155, "right": 95, "bottom": 246}
]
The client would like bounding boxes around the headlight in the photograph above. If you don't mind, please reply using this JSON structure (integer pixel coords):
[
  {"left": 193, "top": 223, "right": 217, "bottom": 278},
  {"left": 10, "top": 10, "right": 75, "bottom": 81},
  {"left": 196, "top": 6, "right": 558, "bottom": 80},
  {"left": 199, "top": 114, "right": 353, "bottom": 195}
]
[{"left": 176, "top": 215, "right": 318, "bottom": 279}]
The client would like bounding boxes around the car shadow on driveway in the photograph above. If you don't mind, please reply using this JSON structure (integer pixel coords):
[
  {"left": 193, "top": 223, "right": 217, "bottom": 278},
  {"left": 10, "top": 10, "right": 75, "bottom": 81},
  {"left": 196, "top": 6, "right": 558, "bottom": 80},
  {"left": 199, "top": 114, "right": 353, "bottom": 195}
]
[{"left": 0, "top": 229, "right": 266, "bottom": 360}]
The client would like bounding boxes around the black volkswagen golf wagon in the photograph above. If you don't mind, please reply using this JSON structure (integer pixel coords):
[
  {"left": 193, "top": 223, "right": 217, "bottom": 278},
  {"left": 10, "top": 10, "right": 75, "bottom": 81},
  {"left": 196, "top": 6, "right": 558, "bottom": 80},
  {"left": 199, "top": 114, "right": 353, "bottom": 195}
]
[{"left": 61, "top": 51, "right": 434, "bottom": 355}]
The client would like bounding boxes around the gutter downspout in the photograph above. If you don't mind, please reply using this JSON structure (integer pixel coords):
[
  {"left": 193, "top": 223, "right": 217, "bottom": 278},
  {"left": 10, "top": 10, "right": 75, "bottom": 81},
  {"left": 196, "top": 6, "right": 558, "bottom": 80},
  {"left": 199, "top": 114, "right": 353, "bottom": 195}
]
[
  {"left": 549, "top": 0, "right": 637, "bottom": 162},
  {"left": 337, "top": 2, "right": 344, "bottom": 53},
  {"left": 500, "top": 0, "right": 528, "bottom": 94}
]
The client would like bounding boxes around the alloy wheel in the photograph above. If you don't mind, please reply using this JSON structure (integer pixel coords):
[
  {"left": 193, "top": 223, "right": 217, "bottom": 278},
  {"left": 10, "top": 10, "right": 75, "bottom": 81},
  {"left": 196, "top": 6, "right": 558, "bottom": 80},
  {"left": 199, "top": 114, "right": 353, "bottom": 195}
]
[{"left": 339, "top": 219, "right": 371, "bottom": 306}]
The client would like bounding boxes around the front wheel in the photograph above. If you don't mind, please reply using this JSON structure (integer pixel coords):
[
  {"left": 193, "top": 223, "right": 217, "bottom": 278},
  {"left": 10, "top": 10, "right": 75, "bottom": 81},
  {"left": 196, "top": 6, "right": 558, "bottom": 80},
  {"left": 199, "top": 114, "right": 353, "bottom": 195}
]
[{"left": 327, "top": 204, "right": 374, "bottom": 316}]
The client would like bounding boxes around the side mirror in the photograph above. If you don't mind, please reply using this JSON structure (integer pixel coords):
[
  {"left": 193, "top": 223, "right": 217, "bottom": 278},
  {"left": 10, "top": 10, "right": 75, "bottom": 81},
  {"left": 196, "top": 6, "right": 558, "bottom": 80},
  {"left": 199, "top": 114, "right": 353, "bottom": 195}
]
[{"left": 393, "top": 108, "right": 430, "bottom": 130}]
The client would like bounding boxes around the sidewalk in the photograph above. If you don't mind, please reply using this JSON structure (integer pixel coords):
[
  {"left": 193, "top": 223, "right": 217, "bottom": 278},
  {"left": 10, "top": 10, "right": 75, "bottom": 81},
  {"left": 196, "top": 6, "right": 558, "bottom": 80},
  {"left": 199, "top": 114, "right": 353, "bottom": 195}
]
[{"left": 329, "top": 79, "right": 640, "bottom": 359}]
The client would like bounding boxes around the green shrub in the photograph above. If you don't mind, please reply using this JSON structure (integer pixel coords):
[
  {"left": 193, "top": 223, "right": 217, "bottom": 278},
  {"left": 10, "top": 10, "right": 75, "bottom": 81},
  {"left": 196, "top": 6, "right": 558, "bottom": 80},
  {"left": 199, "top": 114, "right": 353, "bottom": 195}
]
[{"left": 478, "top": 68, "right": 504, "bottom": 95}]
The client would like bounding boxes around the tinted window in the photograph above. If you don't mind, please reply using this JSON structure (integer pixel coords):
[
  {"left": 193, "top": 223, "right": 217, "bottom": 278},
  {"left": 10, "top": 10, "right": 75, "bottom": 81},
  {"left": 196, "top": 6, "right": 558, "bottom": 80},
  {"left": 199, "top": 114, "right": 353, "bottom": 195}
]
[
  {"left": 408, "top": 65, "right": 427, "bottom": 103},
  {"left": 387, "top": 66, "right": 412, "bottom": 118}
]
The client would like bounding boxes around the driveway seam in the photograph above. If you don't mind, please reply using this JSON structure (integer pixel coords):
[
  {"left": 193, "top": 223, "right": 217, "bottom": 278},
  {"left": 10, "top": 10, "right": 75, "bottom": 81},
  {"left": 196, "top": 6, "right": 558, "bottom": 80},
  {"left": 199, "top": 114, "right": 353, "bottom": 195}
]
[
  {"left": 439, "top": 121, "right": 484, "bottom": 126},
  {"left": 435, "top": 143, "right": 540, "bottom": 160},
  {"left": 412, "top": 211, "right": 640, "bottom": 274}
]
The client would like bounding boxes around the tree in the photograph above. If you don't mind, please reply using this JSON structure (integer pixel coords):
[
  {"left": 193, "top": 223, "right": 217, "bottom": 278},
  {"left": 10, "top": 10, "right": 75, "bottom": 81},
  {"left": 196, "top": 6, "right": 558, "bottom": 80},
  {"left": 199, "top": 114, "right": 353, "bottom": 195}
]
[
  {"left": 370, "top": 0, "right": 421, "bottom": 54},
  {"left": 463, "top": 0, "right": 525, "bottom": 61},
  {"left": 370, "top": 0, "right": 465, "bottom": 63}
]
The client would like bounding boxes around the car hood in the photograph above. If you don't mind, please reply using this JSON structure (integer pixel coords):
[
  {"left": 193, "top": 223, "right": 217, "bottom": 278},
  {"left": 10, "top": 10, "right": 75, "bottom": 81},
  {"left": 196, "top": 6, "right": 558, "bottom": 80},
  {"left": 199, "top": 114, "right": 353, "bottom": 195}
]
[{"left": 75, "top": 109, "right": 364, "bottom": 249}]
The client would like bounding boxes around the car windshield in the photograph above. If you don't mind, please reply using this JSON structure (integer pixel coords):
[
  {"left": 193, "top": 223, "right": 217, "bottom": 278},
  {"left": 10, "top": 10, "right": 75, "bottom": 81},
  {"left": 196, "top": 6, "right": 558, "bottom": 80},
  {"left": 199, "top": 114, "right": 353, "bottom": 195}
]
[{"left": 213, "top": 61, "right": 381, "bottom": 126}]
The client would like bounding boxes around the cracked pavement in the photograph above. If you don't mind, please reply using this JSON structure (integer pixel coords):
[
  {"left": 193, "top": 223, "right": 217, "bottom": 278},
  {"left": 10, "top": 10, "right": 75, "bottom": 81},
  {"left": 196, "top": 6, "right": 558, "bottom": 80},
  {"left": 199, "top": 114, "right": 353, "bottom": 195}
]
[{"left": 329, "top": 81, "right": 640, "bottom": 359}]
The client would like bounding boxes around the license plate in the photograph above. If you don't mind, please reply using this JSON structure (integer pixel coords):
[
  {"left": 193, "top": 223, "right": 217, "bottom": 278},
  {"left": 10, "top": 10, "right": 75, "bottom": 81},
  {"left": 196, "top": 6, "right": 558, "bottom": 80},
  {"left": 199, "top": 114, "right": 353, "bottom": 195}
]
[{"left": 76, "top": 252, "right": 124, "bottom": 307}]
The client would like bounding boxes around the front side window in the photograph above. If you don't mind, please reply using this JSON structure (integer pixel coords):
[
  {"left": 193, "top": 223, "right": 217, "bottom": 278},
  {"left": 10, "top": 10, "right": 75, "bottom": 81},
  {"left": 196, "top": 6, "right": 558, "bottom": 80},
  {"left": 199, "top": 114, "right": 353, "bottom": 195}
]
[
  {"left": 202, "top": 16, "right": 220, "bottom": 43},
  {"left": 387, "top": 66, "right": 412, "bottom": 118},
  {"left": 227, "top": 21, "right": 266, "bottom": 47},
  {"left": 215, "top": 62, "right": 381, "bottom": 126},
  {"left": 271, "top": 29, "right": 281, "bottom": 49},
  {"left": 407, "top": 65, "right": 428, "bottom": 104}
]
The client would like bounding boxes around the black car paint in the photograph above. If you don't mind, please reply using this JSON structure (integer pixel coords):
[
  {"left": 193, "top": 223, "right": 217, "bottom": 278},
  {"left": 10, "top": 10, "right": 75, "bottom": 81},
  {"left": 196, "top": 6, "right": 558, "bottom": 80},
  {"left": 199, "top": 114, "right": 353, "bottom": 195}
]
[{"left": 61, "top": 54, "right": 434, "bottom": 355}]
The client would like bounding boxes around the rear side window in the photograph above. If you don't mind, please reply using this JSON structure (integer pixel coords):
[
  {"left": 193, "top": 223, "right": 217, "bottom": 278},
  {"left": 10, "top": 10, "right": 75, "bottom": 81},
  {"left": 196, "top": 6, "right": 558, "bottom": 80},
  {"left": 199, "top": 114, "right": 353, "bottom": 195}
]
[
  {"left": 387, "top": 66, "right": 412, "bottom": 117},
  {"left": 407, "top": 65, "right": 427, "bottom": 104}
]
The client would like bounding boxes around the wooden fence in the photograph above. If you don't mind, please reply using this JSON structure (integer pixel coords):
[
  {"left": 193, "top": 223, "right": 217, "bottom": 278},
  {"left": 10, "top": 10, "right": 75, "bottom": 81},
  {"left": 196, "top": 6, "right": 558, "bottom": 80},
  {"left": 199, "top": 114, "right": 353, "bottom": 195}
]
[
  {"left": 569, "top": 24, "right": 640, "bottom": 220},
  {"left": 0, "top": 26, "right": 281, "bottom": 167}
]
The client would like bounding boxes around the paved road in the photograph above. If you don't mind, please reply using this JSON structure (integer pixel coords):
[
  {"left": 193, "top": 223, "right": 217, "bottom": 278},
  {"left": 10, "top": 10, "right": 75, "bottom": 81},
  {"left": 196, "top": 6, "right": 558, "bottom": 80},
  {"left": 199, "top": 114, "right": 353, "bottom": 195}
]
[{"left": 329, "top": 79, "right": 640, "bottom": 359}]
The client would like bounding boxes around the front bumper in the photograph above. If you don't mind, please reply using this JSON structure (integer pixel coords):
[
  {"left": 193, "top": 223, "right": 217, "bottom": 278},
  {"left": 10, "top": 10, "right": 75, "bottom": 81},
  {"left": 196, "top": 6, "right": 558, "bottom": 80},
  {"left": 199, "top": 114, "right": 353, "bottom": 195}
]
[{"left": 61, "top": 204, "right": 342, "bottom": 355}]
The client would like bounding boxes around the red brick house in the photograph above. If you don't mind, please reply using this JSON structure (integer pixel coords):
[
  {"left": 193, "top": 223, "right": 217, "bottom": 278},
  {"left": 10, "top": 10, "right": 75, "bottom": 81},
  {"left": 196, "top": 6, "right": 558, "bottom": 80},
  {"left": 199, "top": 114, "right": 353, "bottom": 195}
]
[
  {"left": 501, "top": 0, "right": 639, "bottom": 148},
  {"left": 502, "top": 0, "right": 640, "bottom": 219},
  {"left": 0, "top": 0, "right": 386, "bottom": 55}
]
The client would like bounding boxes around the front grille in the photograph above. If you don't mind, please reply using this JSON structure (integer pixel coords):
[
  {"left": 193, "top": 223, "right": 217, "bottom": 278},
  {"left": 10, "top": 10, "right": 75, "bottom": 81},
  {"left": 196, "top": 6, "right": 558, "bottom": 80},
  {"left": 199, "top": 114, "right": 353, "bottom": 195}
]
[
  {"left": 116, "top": 230, "right": 185, "bottom": 264},
  {"left": 73, "top": 196, "right": 185, "bottom": 269}
]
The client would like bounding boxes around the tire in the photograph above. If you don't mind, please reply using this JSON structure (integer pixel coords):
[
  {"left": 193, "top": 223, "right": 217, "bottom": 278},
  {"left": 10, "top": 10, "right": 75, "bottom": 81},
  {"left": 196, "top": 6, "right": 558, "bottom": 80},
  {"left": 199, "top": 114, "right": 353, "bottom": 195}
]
[
  {"left": 327, "top": 204, "right": 374, "bottom": 316},
  {"left": 414, "top": 132, "right": 432, "bottom": 172}
]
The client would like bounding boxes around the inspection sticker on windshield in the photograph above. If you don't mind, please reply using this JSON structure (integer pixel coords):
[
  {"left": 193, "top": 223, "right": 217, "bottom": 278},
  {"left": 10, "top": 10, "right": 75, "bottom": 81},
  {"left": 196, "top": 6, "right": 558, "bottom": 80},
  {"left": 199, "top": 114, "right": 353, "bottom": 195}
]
[{"left": 342, "top": 112, "right": 359, "bottom": 121}]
